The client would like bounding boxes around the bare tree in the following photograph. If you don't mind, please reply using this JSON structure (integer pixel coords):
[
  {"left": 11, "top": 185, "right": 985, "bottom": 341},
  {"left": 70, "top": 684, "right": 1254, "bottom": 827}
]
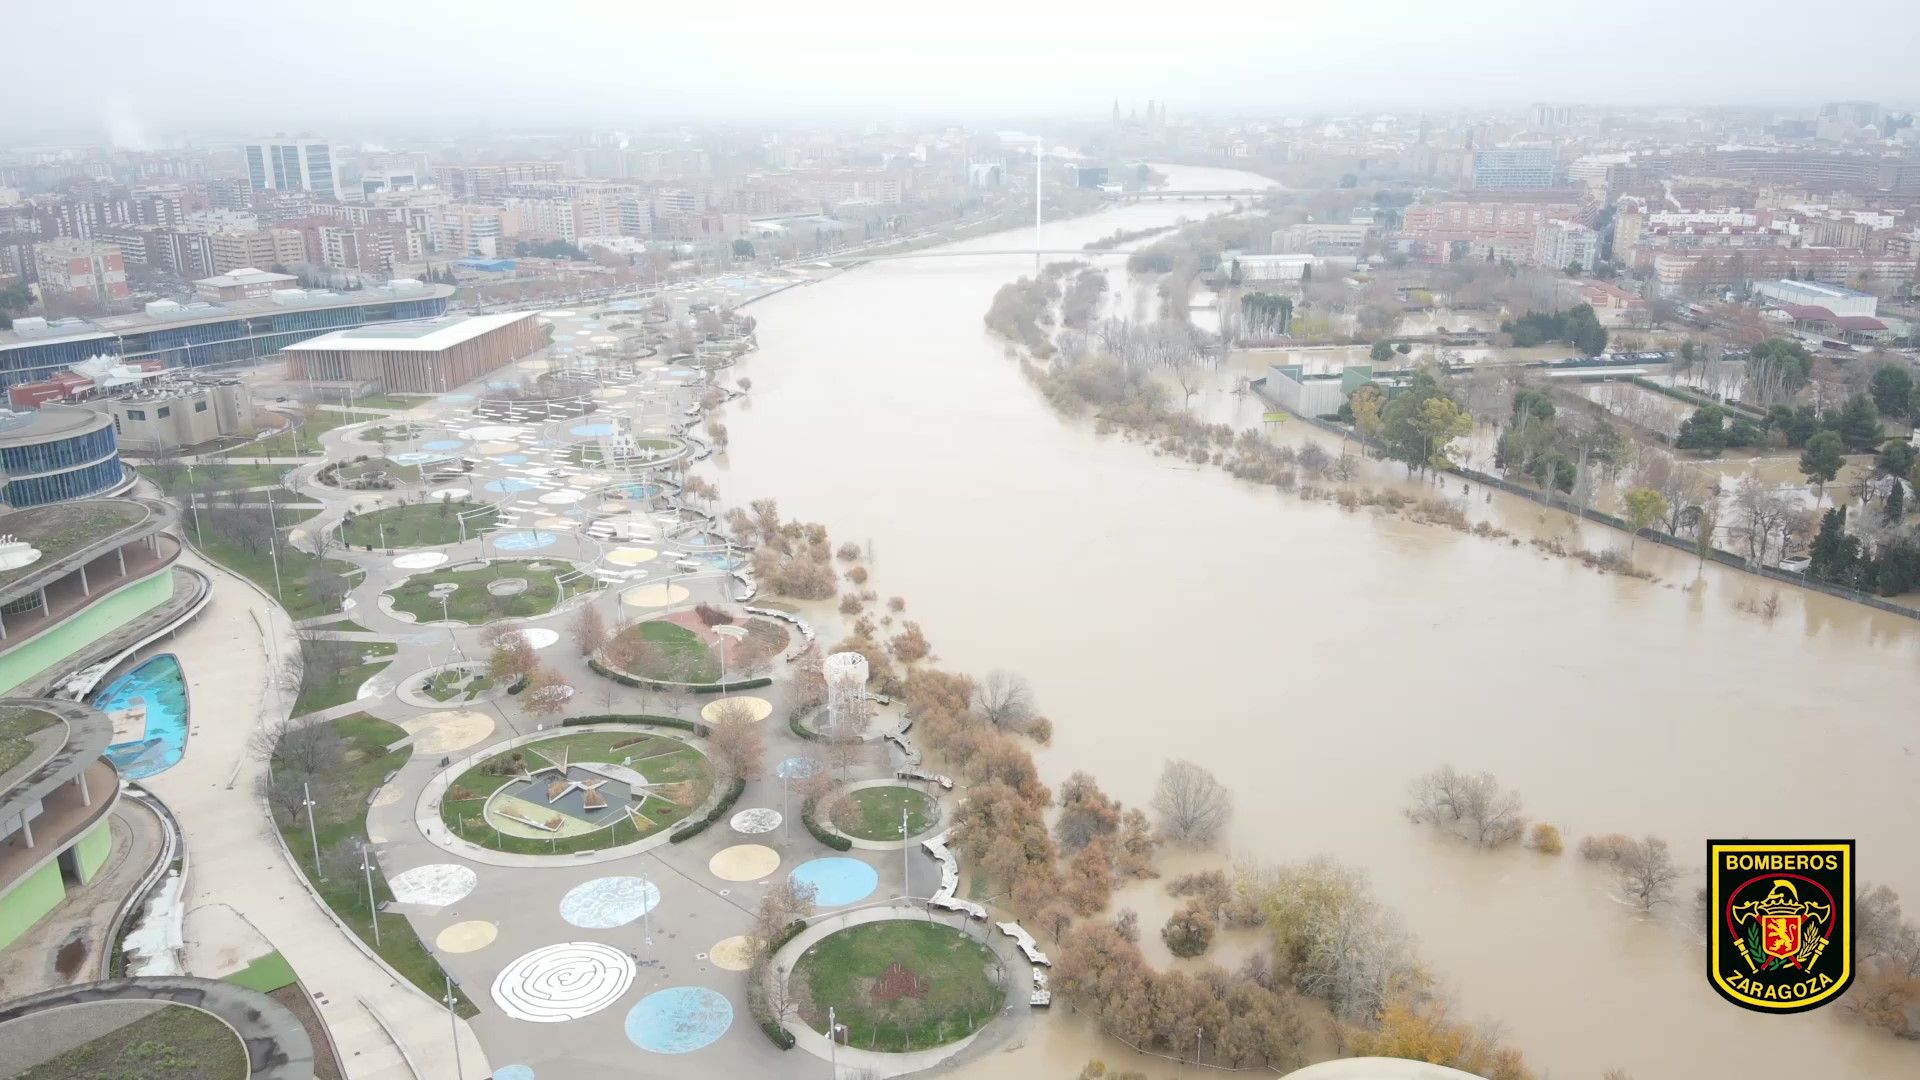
[
  {"left": 749, "top": 877, "right": 818, "bottom": 956},
  {"left": 570, "top": 603, "right": 608, "bottom": 657},
  {"left": 1733, "top": 473, "right": 1791, "bottom": 567},
  {"left": 706, "top": 700, "right": 765, "bottom": 782},
  {"left": 972, "top": 669, "right": 1035, "bottom": 730},
  {"left": 1152, "top": 760, "right": 1233, "bottom": 847},
  {"left": 1407, "top": 766, "right": 1524, "bottom": 847},
  {"left": 1616, "top": 836, "right": 1678, "bottom": 911}
]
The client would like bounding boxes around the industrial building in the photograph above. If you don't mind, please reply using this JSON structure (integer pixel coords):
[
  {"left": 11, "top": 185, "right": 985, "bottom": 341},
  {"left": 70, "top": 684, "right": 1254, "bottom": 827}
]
[
  {"left": 0, "top": 280, "right": 454, "bottom": 388},
  {"left": 100, "top": 380, "right": 256, "bottom": 454},
  {"left": 281, "top": 311, "right": 550, "bottom": 394}
]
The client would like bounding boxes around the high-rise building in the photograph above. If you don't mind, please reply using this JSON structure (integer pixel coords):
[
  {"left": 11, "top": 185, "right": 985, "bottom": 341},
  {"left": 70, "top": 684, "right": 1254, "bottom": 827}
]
[
  {"left": 1471, "top": 147, "right": 1558, "bottom": 191},
  {"left": 1533, "top": 219, "right": 1599, "bottom": 272},
  {"left": 206, "top": 228, "right": 308, "bottom": 274},
  {"left": 243, "top": 139, "right": 340, "bottom": 199}
]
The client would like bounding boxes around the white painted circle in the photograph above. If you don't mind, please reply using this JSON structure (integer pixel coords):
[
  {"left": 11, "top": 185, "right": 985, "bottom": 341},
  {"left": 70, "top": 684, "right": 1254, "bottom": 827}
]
[
  {"left": 730, "top": 808, "right": 781, "bottom": 834},
  {"left": 490, "top": 942, "right": 635, "bottom": 1023},
  {"left": 393, "top": 551, "right": 450, "bottom": 570},
  {"left": 387, "top": 863, "right": 478, "bottom": 906},
  {"left": 515, "top": 628, "right": 560, "bottom": 649},
  {"left": 428, "top": 487, "right": 471, "bottom": 501},
  {"left": 538, "top": 490, "right": 585, "bottom": 505},
  {"left": 559, "top": 876, "right": 662, "bottom": 929}
]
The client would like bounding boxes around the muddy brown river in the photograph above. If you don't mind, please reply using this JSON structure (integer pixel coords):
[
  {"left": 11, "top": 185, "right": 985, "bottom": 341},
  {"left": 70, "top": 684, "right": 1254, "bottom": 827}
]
[{"left": 713, "top": 164, "right": 1920, "bottom": 1078}]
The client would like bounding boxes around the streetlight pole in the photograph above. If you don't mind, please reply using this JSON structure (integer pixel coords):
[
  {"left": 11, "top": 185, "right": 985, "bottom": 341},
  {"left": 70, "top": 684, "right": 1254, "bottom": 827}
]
[
  {"left": 902, "top": 805, "right": 910, "bottom": 898},
  {"left": 443, "top": 977, "right": 465, "bottom": 1080},
  {"left": 360, "top": 842, "right": 381, "bottom": 947},
  {"left": 302, "top": 782, "right": 322, "bottom": 876},
  {"left": 828, "top": 1005, "right": 838, "bottom": 1079}
]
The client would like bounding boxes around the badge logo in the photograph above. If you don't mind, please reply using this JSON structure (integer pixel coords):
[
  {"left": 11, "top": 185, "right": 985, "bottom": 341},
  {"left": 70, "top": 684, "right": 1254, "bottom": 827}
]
[{"left": 1707, "top": 840, "right": 1853, "bottom": 1014}]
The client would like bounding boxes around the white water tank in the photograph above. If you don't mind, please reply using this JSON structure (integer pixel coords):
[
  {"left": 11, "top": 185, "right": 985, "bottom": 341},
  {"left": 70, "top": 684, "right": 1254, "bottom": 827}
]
[{"left": 823, "top": 651, "right": 869, "bottom": 733}]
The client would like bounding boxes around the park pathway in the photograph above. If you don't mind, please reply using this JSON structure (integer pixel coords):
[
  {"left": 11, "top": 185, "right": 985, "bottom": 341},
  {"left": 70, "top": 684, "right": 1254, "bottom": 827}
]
[{"left": 141, "top": 548, "right": 490, "bottom": 1080}]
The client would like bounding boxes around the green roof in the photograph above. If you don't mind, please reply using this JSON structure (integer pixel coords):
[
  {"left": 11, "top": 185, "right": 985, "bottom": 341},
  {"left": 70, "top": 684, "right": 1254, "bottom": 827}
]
[{"left": 0, "top": 500, "right": 149, "bottom": 594}]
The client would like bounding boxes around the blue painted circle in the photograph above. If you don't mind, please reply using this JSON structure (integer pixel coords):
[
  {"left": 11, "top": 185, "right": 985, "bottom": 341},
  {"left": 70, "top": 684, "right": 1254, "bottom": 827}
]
[
  {"left": 776, "top": 756, "right": 819, "bottom": 780},
  {"left": 389, "top": 451, "right": 453, "bottom": 466},
  {"left": 790, "top": 858, "right": 878, "bottom": 907},
  {"left": 495, "top": 453, "right": 529, "bottom": 465},
  {"left": 625, "top": 987, "right": 733, "bottom": 1053},
  {"left": 619, "top": 482, "right": 661, "bottom": 499},
  {"left": 485, "top": 478, "right": 539, "bottom": 494},
  {"left": 493, "top": 1068, "right": 535, "bottom": 1080},
  {"left": 422, "top": 438, "right": 465, "bottom": 451},
  {"left": 493, "top": 531, "right": 558, "bottom": 551},
  {"left": 571, "top": 422, "right": 616, "bottom": 437}
]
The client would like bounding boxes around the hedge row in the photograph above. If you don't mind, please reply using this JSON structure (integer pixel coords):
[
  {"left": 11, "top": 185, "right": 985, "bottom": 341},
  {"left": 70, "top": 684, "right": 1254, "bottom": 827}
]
[
  {"left": 766, "top": 918, "right": 808, "bottom": 955},
  {"left": 588, "top": 656, "right": 772, "bottom": 695},
  {"left": 800, "top": 797, "right": 852, "bottom": 851},
  {"left": 691, "top": 677, "right": 774, "bottom": 694},
  {"left": 670, "top": 775, "right": 745, "bottom": 843},
  {"left": 788, "top": 707, "right": 825, "bottom": 742},
  {"left": 559, "top": 713, "right": 709, "bottom": 736},
  {"left": 759, "top": 1018, "right": 796, "bottom": 1051}
]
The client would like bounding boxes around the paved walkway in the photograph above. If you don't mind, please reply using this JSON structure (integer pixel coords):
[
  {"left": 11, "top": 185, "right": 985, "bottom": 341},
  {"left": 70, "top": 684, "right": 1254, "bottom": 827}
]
[{"left": 140, "top": 549, "right": 490, "bottom": 1080}]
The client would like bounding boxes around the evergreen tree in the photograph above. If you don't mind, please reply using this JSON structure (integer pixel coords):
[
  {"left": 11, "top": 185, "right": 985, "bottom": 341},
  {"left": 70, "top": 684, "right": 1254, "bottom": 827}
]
[
  {"left": 1808, "top": 507, "right": 1856, "bottom": 581},
  {"left": 1886, "top": 482, "right": 1906, "bottom": 524}
]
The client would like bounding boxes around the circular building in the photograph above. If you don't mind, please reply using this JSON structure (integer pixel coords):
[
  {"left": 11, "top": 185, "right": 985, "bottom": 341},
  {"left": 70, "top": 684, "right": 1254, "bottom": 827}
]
[
  {"left": 0, "top": 406, "right": 129, "bottom": 508},
  {"left": 0, "top": 698, "right": 119, "bottom": 954}
]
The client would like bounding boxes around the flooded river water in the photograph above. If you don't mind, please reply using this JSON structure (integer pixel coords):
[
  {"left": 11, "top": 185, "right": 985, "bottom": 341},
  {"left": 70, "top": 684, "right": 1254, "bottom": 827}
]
[{"left": 714, "top": 164, "right": 1920, "bottom": 1078}]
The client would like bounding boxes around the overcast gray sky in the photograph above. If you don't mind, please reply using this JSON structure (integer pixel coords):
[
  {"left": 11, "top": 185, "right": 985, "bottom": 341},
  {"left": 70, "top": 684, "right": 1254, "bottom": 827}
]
[{"left": 9, "top": 0, "right": 1918, "bottom": 141}]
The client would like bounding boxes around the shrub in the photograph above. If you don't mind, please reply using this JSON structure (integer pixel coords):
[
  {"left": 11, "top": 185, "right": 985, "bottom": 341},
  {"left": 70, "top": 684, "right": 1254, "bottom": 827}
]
[
  {"left": 766, "top": 918, "right": 808, "bottom": 955},
  {"left": 1579, "top": 832, "right": 1636, "bottom": 863},
  {"left": 801, "top": 797, "right": 853, "bottom": 851},
  {"left": 788, "top": 708, "right": 826, "bottom": 742},
  {"left": 1161, "top": 902, "right": 1216, "bottom": 958},
  {"left": 671, "top": 776, "right": 746, "bottom": 843},
  {"left": 691, "top": 677, "right": 773, "bottom": 694},
  {"left": 1529, "top": 823, "right": 1564, "bottom": 854},
  {"left": 758, "top": 1018, "right": 796, "bottom": 1050}
]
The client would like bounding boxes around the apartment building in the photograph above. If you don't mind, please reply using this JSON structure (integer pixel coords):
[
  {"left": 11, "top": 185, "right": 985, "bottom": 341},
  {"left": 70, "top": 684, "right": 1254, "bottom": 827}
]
[
  {"left": 95, "top": 226, "right": 215, "bottom": 277},
  {"left": 1651, "top": 247, "right": 1917, "bottom": 296},
  {"left": 431, "top": 162, "right": 564, "bottom": 199},
  {"left": 31, "top": 239, "right": 128, "bottom": 304},
  {"left": 1471, "top": 147, "right": 1558, "bottom": 191},
  {"left": 1398, "top": 193, "right": 1589, "bottom": 263},
  {"left": 437, "top": 203, "right": 516, "bottom": 257},
  {"left": 243, "top": 139, "right": 339, "bottom": 198},
  {"left": 1534, "top": 219, "right": 1599, "bottom": 271},
  {"left": 207, "top": 228, "right": 308, "bottom": 274},
  {"left": 1271, "top": 222, "right": 1373, "bottom": 255}
]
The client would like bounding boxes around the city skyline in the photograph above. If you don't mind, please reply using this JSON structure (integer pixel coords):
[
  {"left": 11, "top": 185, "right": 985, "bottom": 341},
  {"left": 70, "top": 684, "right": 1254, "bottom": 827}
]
[{"left": 5, "top": 0, "right": 1917, "bottom": 141}]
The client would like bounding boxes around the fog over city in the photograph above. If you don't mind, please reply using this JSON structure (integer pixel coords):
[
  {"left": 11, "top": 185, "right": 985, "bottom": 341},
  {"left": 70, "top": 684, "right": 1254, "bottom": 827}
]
[
  {"left": 3, "top": 4, "right": 1920, "bottom": 1080},
  {"left": 6, "top": 0, "right": 1918, "bottom": 137}
]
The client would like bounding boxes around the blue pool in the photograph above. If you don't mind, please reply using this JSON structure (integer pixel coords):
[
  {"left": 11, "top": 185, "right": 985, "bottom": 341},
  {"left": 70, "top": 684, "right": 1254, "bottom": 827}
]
[{"left": 95, "top": 654, "right": 189, "bottom": 779}]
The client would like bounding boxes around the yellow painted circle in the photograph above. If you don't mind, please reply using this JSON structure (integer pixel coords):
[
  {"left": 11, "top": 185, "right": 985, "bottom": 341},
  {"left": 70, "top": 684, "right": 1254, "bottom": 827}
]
[
  {"left": 475, "top": 440, "right": 519, "bottom": 454},
  {"left": 621, "top": 583, "right": 689, "bottom": 608},
  {"left": 708, "top": 844, "right": 780, "bottom": 882},
  {"left": 407, "top": 711, "right": 494, "bottom": 754},
  {"left": 709, "top": 935, "right": 755, "bottom": 971},
  {"left": 700, "top": 696, "right": 772, "bottom": 724},
  {"left": 436, "top": 920, "right": 498, "bottom": 953},
  {"left": 607, "top": 547, "right": 659, "bottom": 566}
]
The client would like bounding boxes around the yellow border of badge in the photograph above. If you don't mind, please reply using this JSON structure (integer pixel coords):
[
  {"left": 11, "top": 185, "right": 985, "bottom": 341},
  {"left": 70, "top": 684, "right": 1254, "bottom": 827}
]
[{"left": 1707, "top": 840, "right": 1854, "bottom": 1013}]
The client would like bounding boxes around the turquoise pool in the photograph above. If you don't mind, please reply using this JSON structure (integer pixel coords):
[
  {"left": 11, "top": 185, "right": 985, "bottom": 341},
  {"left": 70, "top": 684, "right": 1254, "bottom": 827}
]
[{"left": 95, "top": 654, "right": 190, "bottom": 780}]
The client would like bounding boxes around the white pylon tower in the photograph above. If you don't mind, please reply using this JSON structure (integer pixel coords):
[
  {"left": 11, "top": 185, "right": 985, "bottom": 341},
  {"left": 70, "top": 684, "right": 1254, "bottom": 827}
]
[{"left": 1034, "top": 137, "right": 1044, "bottom": 273}]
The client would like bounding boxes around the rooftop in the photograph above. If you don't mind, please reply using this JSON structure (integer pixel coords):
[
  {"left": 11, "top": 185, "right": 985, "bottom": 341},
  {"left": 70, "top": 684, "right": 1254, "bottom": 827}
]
[
  {"left": 281, "top": 310, "right": 536, "bottom": 353},
  {"left": 0, "top": 282, "right": 455, "bottom": 352},
  {"left": 0, "top": 498, "right": 158, "bottom": 599},
  {"left": 0, "top": 404, "right": 111, "bottom": 445},
  {"left": 195, "top": 267, "right": 298, "bottom": 289}
]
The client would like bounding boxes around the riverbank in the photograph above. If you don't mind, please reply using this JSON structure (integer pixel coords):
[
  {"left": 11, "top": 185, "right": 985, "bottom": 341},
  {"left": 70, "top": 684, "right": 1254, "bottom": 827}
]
[{"left": 714, "top": 161, "right": 1920, "bottom": 1080}]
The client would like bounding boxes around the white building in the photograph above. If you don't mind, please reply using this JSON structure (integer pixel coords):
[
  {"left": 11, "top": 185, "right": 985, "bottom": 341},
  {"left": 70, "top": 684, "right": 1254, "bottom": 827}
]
[
  {"left": 1229, "top": 253, "right": 1316, "bottom": 283},
  {"left": 1751, "top": 279, "right": 1878, "bottom": 318},
  {"left": 243, "top": 139, "right": 340, "bottom": 199},
  {"left": 1533, "top": 219, "right": 1598, "bottom": 272}
]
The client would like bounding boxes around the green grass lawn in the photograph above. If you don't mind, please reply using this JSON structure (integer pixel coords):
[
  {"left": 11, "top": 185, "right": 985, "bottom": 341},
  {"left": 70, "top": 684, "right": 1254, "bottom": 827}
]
[
  {"left": 355, "top": 423, "right": 425, "bottom": 444},
  {"left": 318, "top": 456, "right": 425, "bottom": 490},
  {"left": 345, "top": 393, "right": 431, "bottom": 411},
  {"left": 140, "top": 462, "right": 289, "bottom": 496},
  {"left": 386, "top": 561, "right": 588, "bottom": 624},
  {"left": 0, "top": 705, "right": 59, "bottom": 776},
  {"left": 272, "top": 714, "right": 476, "bottom": 1016},
  {"left": 292, "top": 640, "right": 397, "bottom": 717},
  {"left": 832, "top": 786, "right": 938, "bottom": 841},
  {"left": 14, "top": 1003, "right": 250, "bottom": 1080},
  {"left": 341, "top": 502, "right": 498, "bottom": 548},
  {"left": 438, "top": 731, "right": 712, "bottom": 855},
  {"left": 223, "top": 950, "right": 298, "bottom": 993},
  {"left": 566, "top": 438, "right": 676, "bottom": 468},
  {"left": 421, "top": 668, "right": 493, "bottom": 702},
  {"left": 226, "top": 408, "right": 360, "bottom": 459},
  {"left": 190, "top": 504, "right": 360, "bottom": 621},
  {"left": 792, "top": 921, "right": 1003, "bottom": 1052},
  {"left": 608, "top": 620, "right": 720, "bottom": 682}
]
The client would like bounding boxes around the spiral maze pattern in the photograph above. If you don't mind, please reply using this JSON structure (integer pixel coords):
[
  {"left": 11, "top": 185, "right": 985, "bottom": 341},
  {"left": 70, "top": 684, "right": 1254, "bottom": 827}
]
[{"left": 491, "top": 942, "right": 636, "bottom": 1023}]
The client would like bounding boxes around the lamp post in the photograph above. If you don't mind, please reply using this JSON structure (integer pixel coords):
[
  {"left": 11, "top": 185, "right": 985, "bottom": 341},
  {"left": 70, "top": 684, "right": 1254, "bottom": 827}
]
[
  {"left": 302, "top": 782, "right": 322, "bottom": 876},
  {"left": 712, "top": 623, "right": 747, "bottom": 686},
  {"left": 902, "top": 805, "right": 911, "bottom": 899},
  {"left": 183, "top": 462, "right": 202, "bottom": 543},
  {"left": 443, "top": 977, "right": 465, "bottom": 1080},
  {"left": 828, "top": 1005, "right": 838, "bottom": 1079},
  {"left": 265, "top": 487, "right": 284, "bottom": 599},
  {"left": 360, "top": 841, "right": 382, "bottom": 947}
]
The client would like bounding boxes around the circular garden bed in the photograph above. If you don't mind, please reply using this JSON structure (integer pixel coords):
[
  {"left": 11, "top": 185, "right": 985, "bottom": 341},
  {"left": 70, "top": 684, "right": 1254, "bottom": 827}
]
[
  {"left": 599, "top": 608, "right": 789, "bottom": 686},
  {"left": 439, "top": 730, "right": 713, "bottom": 855},
  {"left": 790, "top": 921, "right": 1004, "bottom": 1052},
  {"left": 830, "top": 786, "right": 939, "bottom": 841},
  {"left": 342, "top": 500, "right": 498, "bottom": 548},
  {"left": 567, "top": 435, "right": 683, "bottom": 470},
  {"left": 386, "top": 560, "right": 590, "bottom": 624},
  {"left": 5, "top": 1002, "right": 249, "bottom": 1080}
]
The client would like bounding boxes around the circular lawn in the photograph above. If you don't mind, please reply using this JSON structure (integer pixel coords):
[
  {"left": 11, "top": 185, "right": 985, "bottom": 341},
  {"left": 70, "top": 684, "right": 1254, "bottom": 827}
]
[{"left": 790, "top": 920, "right": 1003, "bottom": 1052}]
